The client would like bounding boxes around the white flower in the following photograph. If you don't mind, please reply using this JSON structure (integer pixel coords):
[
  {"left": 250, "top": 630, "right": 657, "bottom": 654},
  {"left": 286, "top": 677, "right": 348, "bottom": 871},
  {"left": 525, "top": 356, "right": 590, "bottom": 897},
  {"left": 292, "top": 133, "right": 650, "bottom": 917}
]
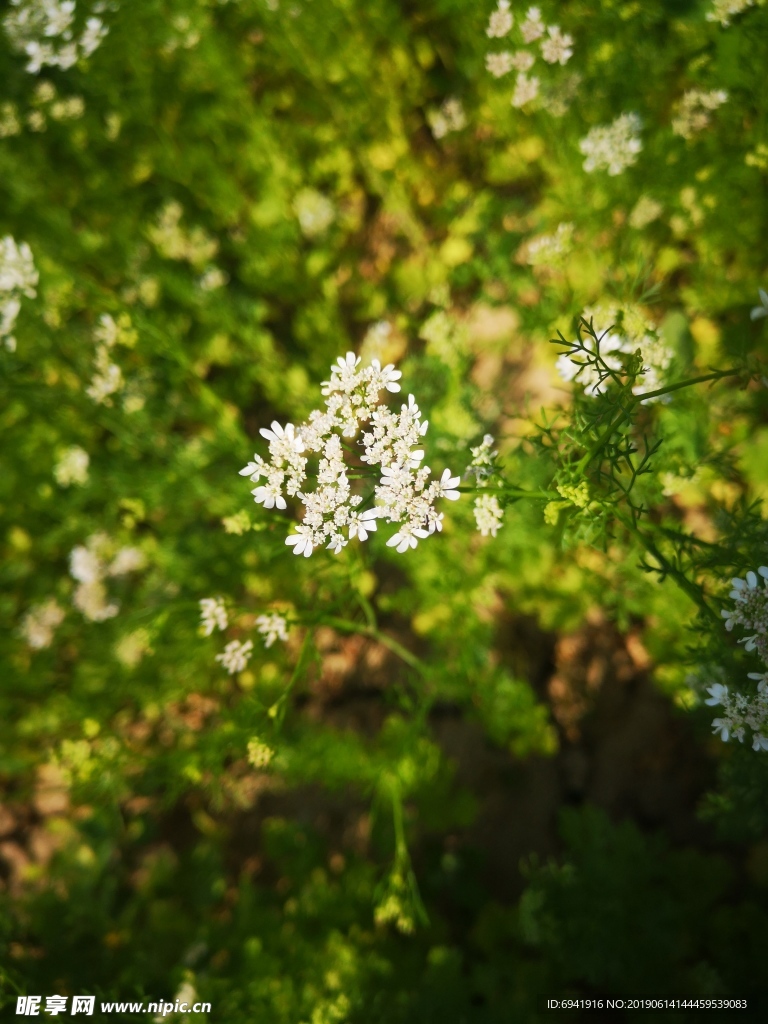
[
  {"left": 510, "top": 50, "right": 535, "bottom": 72},
  {"left": 712, "top": 717, "right": 734, "bottom": 742},
  {"left": 251, "top": 484, "right": 287, "bottom": 511},
  {"left": 255, "top": 612, "right": 289, "bottom": 648},
  {"left": 672, "top": 89, "right": 728, "bottom": 140},
  {"left": 486, "top": 0, "right": 513, "bottom": 39},
  {"left": 474, "top": 494, "right": 504, "bottom": 538},
  {"left": 722, "top": 567, "right": 768, "bottom": 663},
  {"left": 485, "top": 52, "right": 514, "bottom": 78},
  {"left": 0, "top": 236, "right": 37, "bottom": 349},
  {"left": 54, "top": 446, "right": 89, "bottom": 486},
  {"left": 386, "top": 525, "right": 430, "bottom": 554},
  {"left": 200, "top": 597, "right": 228, "bottom": 636},
  {"left": 579, "top": 113, "right": 643, "bottom": 176},
  {"left": 704, "top": 682, "right": 729, "bottom": 706},
  {"left": 520, "top": 6, "right": 545, "bottom": 43},
  {"left": 540, "top": 25, "right": 573, "bottom": 65},
  {"left": 706, "top": 0, "right": 756, "bottom": 27},
  {"left": 349, "top": 508, "right": 379, "bottom": 542},
  {"left": 293, "top": 188, "right": 335, "bottom": 238},
  {"left": 20, "top": 599, "right": 65, "bottom": 649},
  {"left": 286, "top": 525, "right": 314, "bottom": 557},
  {"left": 437, "top": 469, "right": 461, "bottom": 500},
  {"left": 109, "top": 547, "right": 146, "bottom": 576},
  {"left": 511, "top": 73, "right": 539, "bottom": 108},
  {"left": 215, "top": 639, "right": 253, "bottom": 674},
  {"left": 4, "top": 1, "right": 108, "bottom": 73},
  {"left": 428, "top": 97, "right": 466, "bottom": 139}
]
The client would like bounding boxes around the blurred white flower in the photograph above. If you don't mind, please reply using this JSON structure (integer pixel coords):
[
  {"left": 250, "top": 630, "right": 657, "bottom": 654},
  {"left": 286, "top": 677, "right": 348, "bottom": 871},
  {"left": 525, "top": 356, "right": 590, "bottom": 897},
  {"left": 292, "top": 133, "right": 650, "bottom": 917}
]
[
  {"left": 579, "top": 113, "right": 642, "bottom": 175},
  {"left": 486, "top": 0, "right": 513, "bottom": 39},
  {"left": 20, "top": 599, "right": 65, "bottom": 649},
  {"left": 200, "top": 597, "right": 228, "bottom": 636},
  {"left": 54, "top": 446, "right": 89, "bottom": 487},
  {"left": 540, "top": 25, "right": 573, "bottom": 65},
  {"left": 215, "top": 638, "right": 253, "bottom": 674},
  {"left": 255, "top": 612, "right": 289, "bottom": 648}
]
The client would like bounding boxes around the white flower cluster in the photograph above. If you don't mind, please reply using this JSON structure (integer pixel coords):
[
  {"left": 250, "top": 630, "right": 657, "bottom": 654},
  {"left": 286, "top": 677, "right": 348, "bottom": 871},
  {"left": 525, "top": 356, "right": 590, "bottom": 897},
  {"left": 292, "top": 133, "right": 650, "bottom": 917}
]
[
  {"left": 672, "top": 89, "right": 728, "bottom": 140},
  {"left": 706, "top": 678, "right": 768, "bottom": 751},
  {"left": 20, "top": 598, "right": 65, "bottom": 649},
  {"left": 427, "top": 98, "right": 467, "bottom": 140},
  {"left": 69, "top": 533, "right": 145, "bottom": 622},
  {"left": 54, "top": 445, "right": 89, "bottom": 486},
  {"left": 579, "top": 113, "right": 642, "bottom": 176},
  {"left": 199, "top": 597, "right": 228, "bottom": 636},
  {"left": 293, "top": 188, "right": 336, "bottom": 238},
  {"left": 705, "top": 567, "right": 768, "bottom": 751},
  {"left": 216, "top": 639, "right": 253, "bottom": 675},
  {"left": 557, "top": 304, "right": 672, "bottom": 400},
  {"left": 467, "top": 434, "right": 504, "bottom": 539},
  {"left": 240, "top": 352, "right": 461, "bottom": 558},
  {"left": 202, "top": 600, "right": 288, "bottom": 674},
  {"left": 4, "top": 0, "right": 108, "bottom": 74},
  {"left": 256, "top": 612, "right": 289, "bottom": 648},
  {"left": 526, "top": 222, "right": 574, "bottom": 267},
  {"left": 722, "top": 567, "right": 768, "bottom": 664},
  {"left": 484, "top": 3, "right": 574, "bottom": 112},
  {"left": 86, "top": 312, "right": 136, "bottom": 406},
  {"left": 0, "top": 235, "right": 38, "bottom": 352},
  {"left": 706, "top": 0, "right": 757, "bottom": 26}
]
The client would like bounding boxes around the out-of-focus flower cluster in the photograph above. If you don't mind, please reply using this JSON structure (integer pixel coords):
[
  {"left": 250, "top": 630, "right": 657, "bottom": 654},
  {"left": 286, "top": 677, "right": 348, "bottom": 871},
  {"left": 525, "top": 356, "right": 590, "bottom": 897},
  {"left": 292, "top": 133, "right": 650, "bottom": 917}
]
[
  {"left": 4, "top": 0, "right": 108, "bottom": 75},
  {"left": 239, "top": 353, "right": 461, "bottom": 558},
  {"left": 293, "top": 188, "right": 335, "bottom": 238},
  {"left": 706, "top": 0, "right": 757, "bottom": 26},
  {"left": 54, "top": 445, "right": 90, "bottom": 487},
  {"left": 556, "top": 303, "right": 672, "bottom": 400},
  {"left": 69, "top": 532, "right": 146, "bottom": 622},
  {"left": 579, "top": 113, "right": 642, "bottom": 176},
  {"left": 256, "top": 613, "right": 289, "bottom": 648},
  {"left": 722, "top": 567, "right": 768, "bottom": 664},
  {"left": 526, "top": 222, "right": 574, "bottom": 268},
  {"left": 427, "top": 97, "right": 467, "bottom": 140},
  {"left": 706, "top": 567, "right": 768, "bottom": 752},
  {"left": 199, "top": 597, "right": 228, "bottom": 637},
  {"left": 86, "top": 312, "right": 136, "bottom": 406},
  {"left": 20, "top": 599, "right": 65, "bottom": 649},
  {"left": 199, "top": 601, "right": 290, "bottom": 674},
  {"left": 467, "top": 435, "right": 504, "bottom": 539},
  {"left": 672, "top": 89, "right": 728, "bottom": 140},
  {"left": 0, "top": 235, "right": 38, "bottom": 352},
  {"left": 483, "top": 3, "right": 575, "bottom": 114}
]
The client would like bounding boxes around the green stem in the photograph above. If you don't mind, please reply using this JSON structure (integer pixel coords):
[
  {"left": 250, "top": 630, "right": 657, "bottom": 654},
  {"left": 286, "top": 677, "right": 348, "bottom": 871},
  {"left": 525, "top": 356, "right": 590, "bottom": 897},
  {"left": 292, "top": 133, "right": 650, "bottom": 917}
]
[
  {"left": 578, "top": 367, "right": 741, "bottom": 472},
  {"left": 617, "top": 514, "right": 720, "bottom": 625},
  {"left": 320, "top": 615, "right": 425, "bottom": 675}
]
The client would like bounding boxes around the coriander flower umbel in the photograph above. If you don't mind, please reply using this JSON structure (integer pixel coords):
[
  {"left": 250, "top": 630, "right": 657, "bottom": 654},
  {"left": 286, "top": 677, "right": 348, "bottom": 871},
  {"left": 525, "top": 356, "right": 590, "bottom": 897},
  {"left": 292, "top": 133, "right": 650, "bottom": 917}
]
[
  {"left": 722, "top": 567, "right": 768, "bottom": 664},
  {"left": 540, "top": 26, "right": 573, "bottom": 65},
  {"left": 579, "top": 113, "right": 642, "bottom": 176},
  {"left": 486, "top": 0, "right": 513, "bottom": 39},
  {"left": 200, "top": 597, "right": 228, "bottom": 636},
  {"left": 240, "top": 353, "right": 461, "bottom": 557},
  {"left": 255, "top": 612, "right": 289, "bottom": 648},
  {"left": 215, "top": 638, "right": 253, "bottom": 675},
  {"left": 705, "top": 676, "right": 768, "bottom": 751}
]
